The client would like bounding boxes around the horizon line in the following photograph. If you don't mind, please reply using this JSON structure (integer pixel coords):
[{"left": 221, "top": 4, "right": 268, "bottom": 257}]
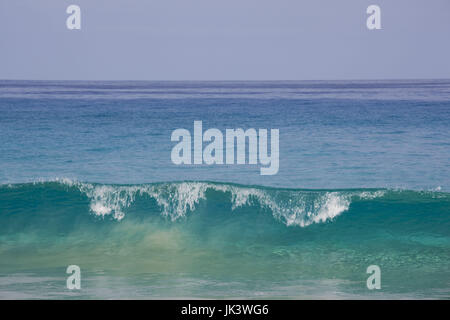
[{"left": 1, "top": 78, "right": 450, "bottom": 82}]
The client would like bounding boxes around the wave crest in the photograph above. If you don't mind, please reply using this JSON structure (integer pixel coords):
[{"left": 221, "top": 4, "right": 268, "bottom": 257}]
[{"left": 55, "top": 179, "right": 385, "bottom": 227}]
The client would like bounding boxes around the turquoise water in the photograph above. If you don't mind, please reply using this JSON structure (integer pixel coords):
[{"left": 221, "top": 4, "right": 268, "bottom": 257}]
[{"left": 0, "top": 80, "right": 449, "bottom": 299}]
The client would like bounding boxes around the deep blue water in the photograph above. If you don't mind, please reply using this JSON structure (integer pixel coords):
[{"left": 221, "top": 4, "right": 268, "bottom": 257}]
[
  {"left": 0, "top": 80, "right": 449, "bottom": 299},
  {"left": 1, "top": 79, "right": 450, "bottom": 190}
]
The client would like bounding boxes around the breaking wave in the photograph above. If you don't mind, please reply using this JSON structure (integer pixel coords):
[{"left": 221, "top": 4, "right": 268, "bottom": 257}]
[
  {"left": 1, "top": 179, "right": 449, "bottom": 237},
  {"left": 13, "top": 179, "right": 386, "bottom": 227}
]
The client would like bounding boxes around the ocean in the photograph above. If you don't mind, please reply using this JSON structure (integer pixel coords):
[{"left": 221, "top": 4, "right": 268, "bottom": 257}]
[{"left": 0, "top": 80, "right": 449, "bottom": 299}]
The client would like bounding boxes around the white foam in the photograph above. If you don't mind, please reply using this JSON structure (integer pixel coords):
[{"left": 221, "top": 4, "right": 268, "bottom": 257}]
[{"left": 55, "top": 179, "right": 384, "bottom": 227}]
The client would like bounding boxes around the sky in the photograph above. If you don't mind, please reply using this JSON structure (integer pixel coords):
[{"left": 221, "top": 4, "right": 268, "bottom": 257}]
[{"left": 1, "top": 0, "right": 449, "bottom": 80}]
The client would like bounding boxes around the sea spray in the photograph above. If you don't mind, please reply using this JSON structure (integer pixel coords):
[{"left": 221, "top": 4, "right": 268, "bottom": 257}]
[{"left": 46, "top": 179, "right": 385, "bottom": 226}]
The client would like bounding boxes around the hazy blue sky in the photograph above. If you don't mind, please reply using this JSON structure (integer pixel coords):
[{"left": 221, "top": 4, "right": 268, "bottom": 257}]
[{"left": 1, "top": 0, "right": 449, "bottom": 80}]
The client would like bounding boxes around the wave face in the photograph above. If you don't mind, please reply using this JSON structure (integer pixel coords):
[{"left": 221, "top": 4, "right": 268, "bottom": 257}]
[
  {"left": 47, "top": 179, "right": 387, "bottom": 226},
  {"left": 0, "top": 180, "right": 449, "bottom": 299}
]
